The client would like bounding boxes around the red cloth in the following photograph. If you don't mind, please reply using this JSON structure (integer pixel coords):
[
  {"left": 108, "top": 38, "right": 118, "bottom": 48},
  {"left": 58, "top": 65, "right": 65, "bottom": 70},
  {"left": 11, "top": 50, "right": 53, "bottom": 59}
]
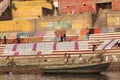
[
  {"left": 94, "top": 28, "right": 101, "bottom": 34},
  {"left": 60, "top": 33, "right": 64, "bottom": 37},
  {"left": 66, "top": 36, "right": 78, "bottom": 41}
]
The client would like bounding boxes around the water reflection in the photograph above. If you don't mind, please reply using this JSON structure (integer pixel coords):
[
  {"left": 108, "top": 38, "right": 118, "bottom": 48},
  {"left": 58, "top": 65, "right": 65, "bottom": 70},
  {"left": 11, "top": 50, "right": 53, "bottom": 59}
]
[
  {"left": 0, "top": 74, "right": 108, "bottom": 80},
  {"left": 102, "top": 72, "right": 120, "bottom": 80},
  {"left": 42, "top": 73, "right": 109, "bottom": 80},
  {"left": 0, "top": 74, "right": 42, "bottom": 80},
  {"left": 1, "top": 72, "right": 120, "bottom": 80}
]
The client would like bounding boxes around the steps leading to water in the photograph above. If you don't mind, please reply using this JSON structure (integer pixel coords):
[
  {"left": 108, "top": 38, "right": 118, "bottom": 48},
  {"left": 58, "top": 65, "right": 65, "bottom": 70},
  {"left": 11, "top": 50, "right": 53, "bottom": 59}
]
[{"left": 89, "top": 32, "right": 120, "bottom": 41}]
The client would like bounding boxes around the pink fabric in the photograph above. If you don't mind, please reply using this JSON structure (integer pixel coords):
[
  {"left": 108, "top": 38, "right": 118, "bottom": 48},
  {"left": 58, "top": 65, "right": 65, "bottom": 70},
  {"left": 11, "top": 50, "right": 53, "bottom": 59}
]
[
  {"left": 37, "top": 51, "right": 41, "bottom": 56},
  {"left": 7, "top": 32, "right": 18, "bottom": 39},
  {"left": 35, "top": 31, "right": 46, "bottom": 37},
  {"left": 74, "top": 41, "right": 79, "bottom": 50},
  {"left": 14, "top": 52, "right": 19, "bottom": 56},
  {"left": 33, "top": 43, "right": 37, "bottom": 51},
  {"left": 12, "top": 44, "right": 17, "bottom": 51},
  {"left": 53, "top": 42, "right": 56, "bottom": 50}
]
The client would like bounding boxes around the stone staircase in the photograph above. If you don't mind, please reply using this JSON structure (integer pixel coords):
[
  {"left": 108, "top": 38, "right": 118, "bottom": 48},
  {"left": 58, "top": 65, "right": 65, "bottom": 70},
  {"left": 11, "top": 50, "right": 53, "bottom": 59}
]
[
  {"left": 93, "top": 10, "right": 110, "bottom": 27},
  {"left": 89, "top": 32, "right": 120, "bottom": 41},
  {"left": 0, "top": 44, "right": 5, "bottom": 53}
]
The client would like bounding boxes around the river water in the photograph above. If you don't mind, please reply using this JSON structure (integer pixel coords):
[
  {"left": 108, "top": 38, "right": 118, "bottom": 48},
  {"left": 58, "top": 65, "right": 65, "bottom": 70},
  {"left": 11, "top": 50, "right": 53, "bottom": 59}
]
[{"left": 0, "top": 72, "right": 120, "bottom": 80}]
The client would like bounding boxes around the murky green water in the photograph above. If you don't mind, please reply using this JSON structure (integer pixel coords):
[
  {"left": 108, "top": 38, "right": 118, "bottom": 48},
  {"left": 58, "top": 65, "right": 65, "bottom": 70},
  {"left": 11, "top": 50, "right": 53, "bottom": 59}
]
[{"left": 0, "top": 72, "right": 120, "bottom": 80}]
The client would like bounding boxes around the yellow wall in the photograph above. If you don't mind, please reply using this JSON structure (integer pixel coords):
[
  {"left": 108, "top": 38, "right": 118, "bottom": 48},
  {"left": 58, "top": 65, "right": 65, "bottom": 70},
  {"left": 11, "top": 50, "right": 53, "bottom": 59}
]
[
  {"left": 107, "top": 17, "right": 120, "bottom": 27},
  {"left": 12, "top": 1, "right": 52, "bottom": 19},
  {"left": 0, "top": 20, "right": 34, "bottom": 32},
  {"left": 72, "top": 20, "right": 89, "bottom": 29}
]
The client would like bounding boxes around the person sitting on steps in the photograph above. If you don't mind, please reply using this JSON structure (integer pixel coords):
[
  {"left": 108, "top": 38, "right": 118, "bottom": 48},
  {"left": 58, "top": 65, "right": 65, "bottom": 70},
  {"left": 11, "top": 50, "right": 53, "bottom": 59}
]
[
  {"left": 6, "top": 56, "right": 16, "bottom": 67},
  {"left": 79, "top": 54, "right": 86, "bottom": 64}
]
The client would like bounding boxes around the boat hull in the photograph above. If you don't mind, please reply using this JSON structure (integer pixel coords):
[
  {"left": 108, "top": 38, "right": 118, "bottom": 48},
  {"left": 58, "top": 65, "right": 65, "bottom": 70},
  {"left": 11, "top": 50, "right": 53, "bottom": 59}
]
[
  {"left": 41, "top": 62, "right": 110, "bottom": 74},
  {"left": 0, "top": 62, "right": 110, "bottom": 74}
]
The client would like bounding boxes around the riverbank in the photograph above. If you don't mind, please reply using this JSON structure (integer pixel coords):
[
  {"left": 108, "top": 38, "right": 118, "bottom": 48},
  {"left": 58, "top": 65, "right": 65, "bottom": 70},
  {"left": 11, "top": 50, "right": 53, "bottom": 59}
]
[
  {"left": 0, "top": 56, "right": 119, "bottom": 74},
  {"left": 106, "top": 62, "right": 120, "bottom": 72}
]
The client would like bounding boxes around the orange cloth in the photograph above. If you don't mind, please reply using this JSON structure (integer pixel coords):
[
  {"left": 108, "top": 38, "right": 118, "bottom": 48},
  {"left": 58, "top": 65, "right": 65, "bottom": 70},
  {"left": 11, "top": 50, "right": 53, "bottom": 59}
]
[{"left": 80, "top": 28, "right": 86, "bottom": 36}]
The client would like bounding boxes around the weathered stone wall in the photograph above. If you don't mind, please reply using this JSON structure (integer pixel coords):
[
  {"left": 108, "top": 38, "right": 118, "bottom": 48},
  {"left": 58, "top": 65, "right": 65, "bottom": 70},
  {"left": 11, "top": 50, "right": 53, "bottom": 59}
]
[
  {"left": 0, "top": 13, "right": 93, "bottom": 32},
  {"left": 36, "top": 13, "right": 93, "bottom": 30},
  {"left": 107, "top": 12, "right": 120, "bottom": 27},
  {"left": 1, "top": 11, "right": 120, "bottom": 32}
]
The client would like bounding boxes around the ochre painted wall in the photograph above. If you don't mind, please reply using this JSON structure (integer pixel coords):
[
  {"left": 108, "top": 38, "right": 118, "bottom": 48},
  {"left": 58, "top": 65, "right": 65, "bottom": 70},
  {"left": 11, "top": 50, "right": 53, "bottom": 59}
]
[
  {"left": 0, "top": 14, "right": 92, "bottom": 32},
  {"left": 12, "top": 1, "right": 52, "bottom": 19},
  {"left": 0, "top": 19, "right": 35, "bottom": 32}
]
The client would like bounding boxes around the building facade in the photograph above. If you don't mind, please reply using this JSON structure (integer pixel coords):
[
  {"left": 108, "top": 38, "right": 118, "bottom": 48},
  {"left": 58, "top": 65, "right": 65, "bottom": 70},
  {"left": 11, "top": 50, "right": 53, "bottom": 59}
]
[{"left": 58, "top": 0, "right": 120, "bottom": 15}]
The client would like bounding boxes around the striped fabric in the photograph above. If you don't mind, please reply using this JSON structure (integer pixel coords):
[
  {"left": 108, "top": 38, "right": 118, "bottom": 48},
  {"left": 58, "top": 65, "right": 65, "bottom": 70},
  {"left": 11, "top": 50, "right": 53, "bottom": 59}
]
[
  {"left": 41, "top": 50, "right": 53, "bottom": 54},
  {"left": 78, "top": 41, "right": 89, "bottom": 50},
  {"left": 35, "top": 31, "right": 46, "bottom": 37},
  {"left": 56, "top": 42, "right": 75, "bottom": 51},
  {"left": 1, "top": 40, "right": 119, "bottom": 56},
  {"left": 97, "top": 40, "right": 114, "bottom": 50},
  {"left": 18, "top": 51, "right": 36, "bottom": 56},
  {"left": 0, "top": 45, "right": 5, "bottom": 52},
  {"left": 105, "top": 39, "right": 119, "bottom": 49},
  {"left": 16, "top": 43, "right": 34, "bottom": 52},
  {"left": 36, "top": 42, "right": 54, "bottom": 51},
  {"left": 102, "top": 39, "right": 115, "bottom": 50},
  {"left": 44, "top": 31, "right": 54, "bottom": 36},
  {"left": 1, "top": 52, "right": 15, "bottom": 56},
  {"left": 3, "top": 44, "right": 14, "bottom": 52},
  {"left": 7, "top": 32, "right": 18, "bottom": 39}
]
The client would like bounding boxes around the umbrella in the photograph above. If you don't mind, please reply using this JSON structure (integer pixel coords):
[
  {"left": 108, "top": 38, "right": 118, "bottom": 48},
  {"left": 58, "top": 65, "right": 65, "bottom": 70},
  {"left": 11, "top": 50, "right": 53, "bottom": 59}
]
[{"left": 55, "top": 26, "right": 66, "bottom": 33}]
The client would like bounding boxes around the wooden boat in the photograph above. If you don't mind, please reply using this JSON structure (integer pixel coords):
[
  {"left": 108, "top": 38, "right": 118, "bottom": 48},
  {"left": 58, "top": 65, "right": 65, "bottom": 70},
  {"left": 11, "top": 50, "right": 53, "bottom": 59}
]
[
  {"left": 0, "top": 61, "right": 110, "bottom": 74},
  {"left": 40, "top": 61, "right": 110, "bottom": 74},
  {"left": 0, "top": 51, "right": 110, "bottom": 74}
]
